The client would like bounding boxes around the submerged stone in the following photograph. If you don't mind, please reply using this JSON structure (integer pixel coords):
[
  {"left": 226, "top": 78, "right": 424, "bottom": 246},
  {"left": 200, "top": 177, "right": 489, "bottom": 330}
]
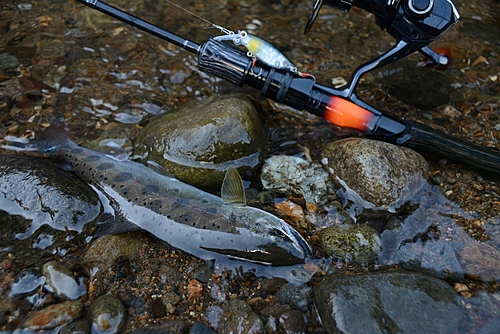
[
  {"left": 134, "top": 95, "right": 266, "bottom": 190},
  {"left": 0, "top": 154, "right": 101, "bottom": 238},
  {"left": 314, "top": 271, "right": 464, "bottom": 334},
  {"left": 373, "top": 58, "right": 455, "bottom": 109},
  {"left": 83, "top": 232, "right": 143, "bottom": 277},
  {"left": 458, "top": 242, "right": 500, "bottom": 282},
  {"left": 43, "top": 261, "right": 87, "bottom": 300},
  {"left": 0, "top": 154, "right": 101, "bottom": 267},
  {"left": 22, "top": 300, "right": 83, "bottom": 330},
  {"left": 395, "top": 240, "right": 464, "bottom": 280},
  {"left": 320, "top": 224, "right": 382, "bottom": 263}
]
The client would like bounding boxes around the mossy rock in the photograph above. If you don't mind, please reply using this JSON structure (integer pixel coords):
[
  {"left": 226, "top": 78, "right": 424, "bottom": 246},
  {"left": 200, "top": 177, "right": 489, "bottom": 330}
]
[
  {"left": 134, "top": 95, "right": 266, "bottom": 191},
  {"left": 320, "top": 224, "right": 382, "bottom": 263}
]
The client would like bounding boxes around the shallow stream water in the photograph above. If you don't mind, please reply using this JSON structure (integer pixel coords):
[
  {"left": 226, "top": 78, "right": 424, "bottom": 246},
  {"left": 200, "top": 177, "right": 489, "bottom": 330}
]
[{"left": 1, "top": 0, "right": 500, "bottom": 333}]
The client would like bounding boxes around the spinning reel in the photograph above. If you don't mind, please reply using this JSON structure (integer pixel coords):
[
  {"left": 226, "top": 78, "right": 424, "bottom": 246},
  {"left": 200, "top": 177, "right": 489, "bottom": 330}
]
[{"left": 304, "top": 0, "right": 460, "bottom": 96}]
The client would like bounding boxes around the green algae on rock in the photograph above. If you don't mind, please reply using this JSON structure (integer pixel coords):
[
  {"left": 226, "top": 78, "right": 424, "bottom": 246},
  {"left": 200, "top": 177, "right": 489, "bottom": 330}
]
[
  {"left": 134, "top": 95, "right": 266, "bottom": 190},
  {"left": 320, "top": 224, "right": 382, "bottom": 263}
]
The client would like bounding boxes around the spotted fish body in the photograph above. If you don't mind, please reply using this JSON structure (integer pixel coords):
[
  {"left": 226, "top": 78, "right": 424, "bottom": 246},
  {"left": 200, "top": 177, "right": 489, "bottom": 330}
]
[{"left": 30, "top": 121, "right": 312, "bottom": 280}]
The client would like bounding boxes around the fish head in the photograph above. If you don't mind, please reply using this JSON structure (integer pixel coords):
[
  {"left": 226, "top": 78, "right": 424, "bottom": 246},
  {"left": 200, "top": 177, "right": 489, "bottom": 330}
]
[{"left": 228, "top": 206, "right": 313, "bottom": 266}]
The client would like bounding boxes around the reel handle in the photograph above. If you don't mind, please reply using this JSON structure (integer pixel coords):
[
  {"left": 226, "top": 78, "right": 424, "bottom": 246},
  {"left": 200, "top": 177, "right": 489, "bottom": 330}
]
[{"left": 305, "top": 0, "right": 459, "bottom": 89}]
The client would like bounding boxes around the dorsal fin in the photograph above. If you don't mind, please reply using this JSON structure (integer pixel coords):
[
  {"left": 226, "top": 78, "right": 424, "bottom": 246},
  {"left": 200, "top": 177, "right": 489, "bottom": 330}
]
[{"left": 221, "top": 167, "right": 246, "bottom": 206}]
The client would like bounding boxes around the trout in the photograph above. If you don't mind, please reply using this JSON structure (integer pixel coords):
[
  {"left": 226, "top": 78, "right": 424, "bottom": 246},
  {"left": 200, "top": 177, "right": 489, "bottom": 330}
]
[{"left": 20, "top": 121, "right": 313, "bottom": 281}]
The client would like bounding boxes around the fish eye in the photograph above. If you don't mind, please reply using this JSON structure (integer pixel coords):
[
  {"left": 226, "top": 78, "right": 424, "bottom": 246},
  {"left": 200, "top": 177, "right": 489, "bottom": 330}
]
[{"left": 270, "top": 228, "right": 291, "bottom": 242}]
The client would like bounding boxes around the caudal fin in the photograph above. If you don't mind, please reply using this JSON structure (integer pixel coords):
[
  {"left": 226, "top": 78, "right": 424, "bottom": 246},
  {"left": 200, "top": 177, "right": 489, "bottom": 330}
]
[
  {"left": 31, "top": 120, "right": 73, "bottom": 153},
  {"left": 2, "top": 120, "right": 73, "bottom": 153}
]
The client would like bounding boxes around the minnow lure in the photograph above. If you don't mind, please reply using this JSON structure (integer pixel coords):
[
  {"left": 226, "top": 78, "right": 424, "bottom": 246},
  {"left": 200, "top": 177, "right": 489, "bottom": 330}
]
[
  {"left": 16, "top": 121, "right": 313, "bottom": 282},
  {"left": 165, "top": 0, "right": 308, "bottom": 76},
  {"left": 213, "top": 30, "right": 299, "bottom": 74}
]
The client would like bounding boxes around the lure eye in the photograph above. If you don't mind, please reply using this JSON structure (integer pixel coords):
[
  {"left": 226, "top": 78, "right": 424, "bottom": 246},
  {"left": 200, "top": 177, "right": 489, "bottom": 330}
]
[{"left": 239, "top": 31, "right": 247, "bottom": 38}]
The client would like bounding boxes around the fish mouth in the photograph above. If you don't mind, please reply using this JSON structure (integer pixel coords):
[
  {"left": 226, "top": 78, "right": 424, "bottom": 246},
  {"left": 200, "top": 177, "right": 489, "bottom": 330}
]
[
  {"left": 201, "top": 243, "right": 307, "bottom": 266},
  {"left": 201, "top": 226, "right": 313, "bottom": 267},
  {"left": 286, "top": 225, "right": 313, "bottom": 259}
]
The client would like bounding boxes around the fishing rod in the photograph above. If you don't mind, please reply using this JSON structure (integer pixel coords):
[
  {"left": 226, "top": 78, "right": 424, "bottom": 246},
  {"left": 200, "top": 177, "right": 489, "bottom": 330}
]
[{"left": 73, "top": 0, "right": 500, "bottom": 177}]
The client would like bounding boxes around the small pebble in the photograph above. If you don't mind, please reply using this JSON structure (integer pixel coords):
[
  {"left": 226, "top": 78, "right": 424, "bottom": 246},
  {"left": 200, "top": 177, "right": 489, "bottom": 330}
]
[
  {"left": 22, "top": 301, "right": 82, "bottom": 330},
  {"left": 277, "top": 283, "right": 312, "bottom": 312},
  {"left": 89, "top": 295, "right": 126, "bottom": 334},
  {"left": 187, "top": 279, "right": 203, "bottom": 299}
]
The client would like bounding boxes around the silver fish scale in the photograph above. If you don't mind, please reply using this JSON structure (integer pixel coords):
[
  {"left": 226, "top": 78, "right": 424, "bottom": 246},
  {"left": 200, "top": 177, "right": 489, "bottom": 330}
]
[{"left": 51, "top": 143, "right": 238, "bottom": 234}]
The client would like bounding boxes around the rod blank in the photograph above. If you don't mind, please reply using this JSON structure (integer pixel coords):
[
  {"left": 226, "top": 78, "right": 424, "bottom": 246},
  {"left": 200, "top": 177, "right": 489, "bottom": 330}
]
[{"left": 74, "top": 0, "right": 200, "bottom": 54}]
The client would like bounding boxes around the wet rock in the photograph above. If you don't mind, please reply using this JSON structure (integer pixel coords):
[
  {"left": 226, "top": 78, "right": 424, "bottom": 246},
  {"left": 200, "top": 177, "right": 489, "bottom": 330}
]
[
  {"left": 278, "top": 309, "right": 308, "bottom": 334},
  {"left": 212, "top": 299, "right": 265, "bottom": 334},
  {"left": 134, "top": 95, "right": 266, "bottom": 190},
  {"left": 0, "top": 154, "right": 101, "bottom": 239},
  {"left": 479, "top": 318, "right": 500, "bottom": 334},
  {"left": 320, "top": 224, "right": 382, "bottom": 264},
  {"left": 373, "top": 58, "right": 455, "bottom": 109},
  {"left": 274, "top": 201, "right": 306, "bottom": 226},
  {"left": 83, "top": 232, "right": 143, "bottom": 276},
  {"left": 190, "top": 322, "right": 216, "bottom": 334},
  {"left": 261, "top": 155, "right": 331, "bottom": 204},
  {"left": 160, "top": 320, "right": 187, "bottom": 333},
  {"left": 458, "top": 241, "right": 500, "bottom": 282},
  {"left": 395, "top": 240, "right": 464, "bottom": 280},
  {"left": 314, "top": 271, "right": 464, "bottom": 334},
  {"left": 379, "top": 206, "right": 434, "bottom": 262},
  {"left": 260, "top": 278, "right": 287, "bottom": 293},
  {"left": 187, "top": 279, "right": 203, "bottom": 299},
  {"left": 60, "top": 319, "right": 91, "bottom": 334},
  {"left": 22, "top": 300, "right": 83, "bottom": 330},
  {"left": 161, "top": 291, "right": 181, "bottom": 314},
  {"left": 260, "top": 303, "right": 292, "bottom": 319},
  {"left": 277, "top": 283, "right": 312, "bottom": 312},
  {"left": 149, "top": 298, "right": 166, "bottom": 318},
  {"left": 0, "top": 292, "right": 16, "bottom": 320},
  {"left": 130, "top": 320, "right": 186, "bottom": 334},
  {"left": 89, "top": 295, "right": 126, "bottom": 334},
  {"left": 159, "top": 265, "right": 184, "bottom": 294},
  {"left": 321, "top": 138, "right": 428, "bottom": 212},
  {"left": 191, "top": 261, "right": 214, "bottom": 283},
  {"left": 0, "top": 53, "right": 19, "bottom": 70},
  {"left": 43, "top": 261, "right": 86, "bottom": 300},
  {"left": 260, "top": 303, "right": 294, "bottom": 333}
]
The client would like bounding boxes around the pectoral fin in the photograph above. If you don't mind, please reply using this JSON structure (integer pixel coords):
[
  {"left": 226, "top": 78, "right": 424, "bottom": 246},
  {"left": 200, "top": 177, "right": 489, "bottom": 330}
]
[{"left": 221, "top": 167, "right": 246, "bottom": 205}]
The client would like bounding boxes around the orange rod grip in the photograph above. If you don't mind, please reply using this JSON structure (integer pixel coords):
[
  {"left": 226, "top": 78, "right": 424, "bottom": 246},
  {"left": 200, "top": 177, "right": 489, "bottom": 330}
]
[{"left": 323, "top": 96, "right": 374, "bottom": 132}]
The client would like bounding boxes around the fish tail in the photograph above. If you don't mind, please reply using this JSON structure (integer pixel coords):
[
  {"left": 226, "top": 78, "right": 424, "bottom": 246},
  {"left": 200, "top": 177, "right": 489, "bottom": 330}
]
[{"left": 31, "top": 120, "right": 73, "bottom": 153}]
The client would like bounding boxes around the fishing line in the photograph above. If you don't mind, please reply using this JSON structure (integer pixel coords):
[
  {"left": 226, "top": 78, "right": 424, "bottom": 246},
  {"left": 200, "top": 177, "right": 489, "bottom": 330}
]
[{"left": 164, "top": 0, "right": 234, "bottom": 35}]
